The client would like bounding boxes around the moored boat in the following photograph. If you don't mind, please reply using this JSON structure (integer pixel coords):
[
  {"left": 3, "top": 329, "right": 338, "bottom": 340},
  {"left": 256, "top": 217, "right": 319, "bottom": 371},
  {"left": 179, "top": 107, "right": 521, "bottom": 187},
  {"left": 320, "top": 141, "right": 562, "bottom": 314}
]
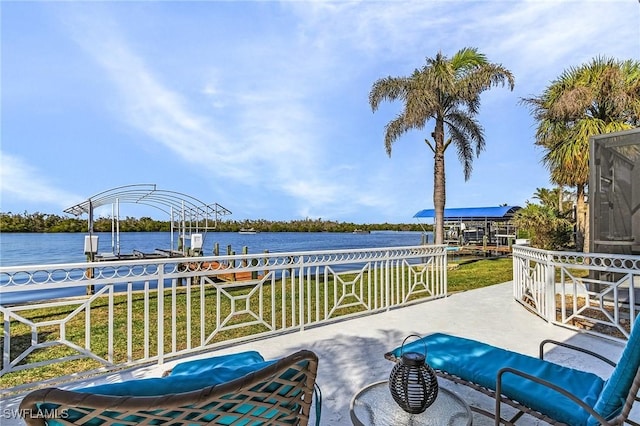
[{"left": 239, "top": 228, "right": 259, "bottom": 234}]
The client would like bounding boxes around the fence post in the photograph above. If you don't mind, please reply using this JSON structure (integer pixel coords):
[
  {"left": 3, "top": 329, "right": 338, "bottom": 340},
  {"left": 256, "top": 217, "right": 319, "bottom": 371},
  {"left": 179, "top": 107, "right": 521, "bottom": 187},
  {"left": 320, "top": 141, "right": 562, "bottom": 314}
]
[
  {"left": 443, "top": 247, "right": 448, "bottom": 297},
  {"left": 298, "top": 255, "right": 304, "bottom": 331},
  {"left": 545, "top": 252, "right": 556, "bottom": 322},
  {"left": 385, "top": 250, "right": 391, "bottom": 309},
  {"left": 157, "top": 265, "right": 165, "bottom": 364}
]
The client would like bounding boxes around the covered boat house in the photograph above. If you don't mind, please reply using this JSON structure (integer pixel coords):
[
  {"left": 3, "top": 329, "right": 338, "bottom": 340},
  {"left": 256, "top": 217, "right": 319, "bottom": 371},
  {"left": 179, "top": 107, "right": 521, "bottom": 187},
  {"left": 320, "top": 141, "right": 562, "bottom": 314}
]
[{"left": 414, "top": 205, "right": 521, "bottom": 246}]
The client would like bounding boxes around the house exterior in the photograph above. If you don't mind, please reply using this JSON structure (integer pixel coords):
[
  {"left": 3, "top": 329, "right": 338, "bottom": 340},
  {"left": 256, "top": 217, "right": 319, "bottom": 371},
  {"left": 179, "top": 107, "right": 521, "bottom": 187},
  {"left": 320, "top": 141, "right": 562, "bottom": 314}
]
[{"left": 590, "top": 128, "right": 640, "bottom": 255}]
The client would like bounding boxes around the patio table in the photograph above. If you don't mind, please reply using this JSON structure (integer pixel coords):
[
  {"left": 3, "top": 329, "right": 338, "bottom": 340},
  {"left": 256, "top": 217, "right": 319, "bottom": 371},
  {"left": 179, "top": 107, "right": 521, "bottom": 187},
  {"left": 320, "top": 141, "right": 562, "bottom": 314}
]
[{"left": 350, "top": 380, "right": 472, "bottom": 425}]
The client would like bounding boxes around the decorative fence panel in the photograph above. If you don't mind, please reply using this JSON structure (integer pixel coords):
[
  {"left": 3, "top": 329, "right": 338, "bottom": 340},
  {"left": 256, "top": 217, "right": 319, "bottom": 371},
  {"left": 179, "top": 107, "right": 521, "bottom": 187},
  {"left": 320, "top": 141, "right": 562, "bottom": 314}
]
[
  {"left": 512, "top": 245, "right": 640, "bottom": 341},
  {"left": 0, "top": 245, "right": 447, "bottom": 391}
]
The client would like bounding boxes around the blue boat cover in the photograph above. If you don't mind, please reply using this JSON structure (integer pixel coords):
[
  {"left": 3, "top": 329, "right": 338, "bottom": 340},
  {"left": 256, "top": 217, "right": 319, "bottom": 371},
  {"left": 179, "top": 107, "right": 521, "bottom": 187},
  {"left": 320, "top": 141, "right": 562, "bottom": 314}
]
[{"left": 414, "top": 206, "right": 520, "bottom": 220}]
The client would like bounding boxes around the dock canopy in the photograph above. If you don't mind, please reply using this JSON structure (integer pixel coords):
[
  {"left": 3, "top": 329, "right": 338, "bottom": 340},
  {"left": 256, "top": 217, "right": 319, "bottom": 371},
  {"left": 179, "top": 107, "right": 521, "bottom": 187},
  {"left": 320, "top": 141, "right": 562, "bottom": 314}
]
[
  {"left": 64, "top": 184, "right": 232, "bottom": 259},
  {"left": 415, "top": 206, "right": 521, "bottom": 246},
  {"left": 414, "top": 206, "right": 521, "bottom": 221}
]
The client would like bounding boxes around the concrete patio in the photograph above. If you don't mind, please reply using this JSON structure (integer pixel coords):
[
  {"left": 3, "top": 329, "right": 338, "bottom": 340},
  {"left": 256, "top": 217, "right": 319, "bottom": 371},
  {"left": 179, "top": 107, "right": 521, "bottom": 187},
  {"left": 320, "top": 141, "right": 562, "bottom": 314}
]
[{"left": 2, "top": 281, "right": 638, "bottom": 425}]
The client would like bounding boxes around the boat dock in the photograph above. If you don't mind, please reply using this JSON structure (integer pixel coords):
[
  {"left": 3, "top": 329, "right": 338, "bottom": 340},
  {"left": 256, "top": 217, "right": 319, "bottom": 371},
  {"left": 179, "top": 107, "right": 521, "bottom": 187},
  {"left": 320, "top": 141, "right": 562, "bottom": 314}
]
[{"left": 454, "top": 244, "right": 513, "bottom": 257}]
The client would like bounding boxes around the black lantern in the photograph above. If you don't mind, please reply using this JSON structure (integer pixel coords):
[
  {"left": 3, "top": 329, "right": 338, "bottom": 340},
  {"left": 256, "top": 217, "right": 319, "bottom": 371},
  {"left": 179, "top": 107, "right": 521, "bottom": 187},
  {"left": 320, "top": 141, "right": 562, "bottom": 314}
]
[{"left": 389, "top": 334, "right": 438, "bottom": 414}]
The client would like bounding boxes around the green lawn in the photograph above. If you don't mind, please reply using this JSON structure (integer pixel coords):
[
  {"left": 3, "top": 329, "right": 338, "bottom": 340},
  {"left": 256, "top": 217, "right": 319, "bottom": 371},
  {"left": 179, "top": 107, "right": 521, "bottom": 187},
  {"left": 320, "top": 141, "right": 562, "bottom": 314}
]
[{"left": 447, "top": 257, "right": 513, "bottom": 292}]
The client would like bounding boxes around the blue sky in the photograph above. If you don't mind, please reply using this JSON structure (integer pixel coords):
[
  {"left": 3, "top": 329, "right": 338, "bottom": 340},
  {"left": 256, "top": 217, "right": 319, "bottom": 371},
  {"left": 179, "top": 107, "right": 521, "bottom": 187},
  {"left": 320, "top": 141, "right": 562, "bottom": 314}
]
[{"left": 1, "top": 1, "right": 639, "bottom": 224}]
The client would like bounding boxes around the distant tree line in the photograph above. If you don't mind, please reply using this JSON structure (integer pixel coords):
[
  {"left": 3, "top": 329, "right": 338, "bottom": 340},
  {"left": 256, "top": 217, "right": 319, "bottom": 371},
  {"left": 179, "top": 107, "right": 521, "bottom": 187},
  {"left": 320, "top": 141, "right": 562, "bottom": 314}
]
[{"left": 0, "top": 211, "right": 429, "bottom": 233}]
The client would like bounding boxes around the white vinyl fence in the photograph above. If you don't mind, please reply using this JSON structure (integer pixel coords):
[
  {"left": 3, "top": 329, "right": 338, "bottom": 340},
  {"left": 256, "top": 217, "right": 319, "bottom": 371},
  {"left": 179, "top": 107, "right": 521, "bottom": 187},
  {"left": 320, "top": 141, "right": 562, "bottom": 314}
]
[
  {"left": 1, "top": 245, "right": 447, "bottom": 391},
  {"left": 512, "top": 245, "right": 640, "bottom": 341}
]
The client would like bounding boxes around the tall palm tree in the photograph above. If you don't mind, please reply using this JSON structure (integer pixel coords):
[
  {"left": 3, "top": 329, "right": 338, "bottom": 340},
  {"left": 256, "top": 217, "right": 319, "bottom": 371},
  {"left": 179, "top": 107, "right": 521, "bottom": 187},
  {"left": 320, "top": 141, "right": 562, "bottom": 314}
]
[
  {"left": 369, "top": 48, "right": 514, "bottom": 244},
  {"left": 522, "top": 57, "right": 640, "bottom": 251}
]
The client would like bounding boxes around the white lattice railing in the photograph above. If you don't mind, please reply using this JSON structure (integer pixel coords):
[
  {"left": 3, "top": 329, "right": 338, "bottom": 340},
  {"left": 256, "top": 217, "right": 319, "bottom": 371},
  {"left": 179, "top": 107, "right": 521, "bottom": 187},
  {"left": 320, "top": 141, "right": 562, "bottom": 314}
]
[
  {"left": 0, "top": 244, "right": 447, "bottom": 391},
  {"left": 512, "top": 245, "right": 640, "bottom": 341}
]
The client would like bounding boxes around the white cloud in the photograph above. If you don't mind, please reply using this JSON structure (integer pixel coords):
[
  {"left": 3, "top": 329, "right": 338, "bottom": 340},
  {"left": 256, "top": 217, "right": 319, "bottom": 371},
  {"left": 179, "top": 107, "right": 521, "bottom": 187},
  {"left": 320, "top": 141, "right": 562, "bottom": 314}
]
[
  {"left": 288, "top": 1, "right": 639, "bottom": 86},
  {"left": 0, "top": 151, "right": 83, "bottom": 210},
  {"left": 61, "top": 5, "right": 398, "bottom": 221},
  {"left": 60, "top": 8, "right": 364, "bottom": 210}
]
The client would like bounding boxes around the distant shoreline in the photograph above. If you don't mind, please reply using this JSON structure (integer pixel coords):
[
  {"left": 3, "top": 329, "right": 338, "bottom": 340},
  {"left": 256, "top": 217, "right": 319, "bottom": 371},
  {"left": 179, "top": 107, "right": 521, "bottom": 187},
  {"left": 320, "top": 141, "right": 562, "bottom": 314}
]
[{"left": 1, "top": 211, "right": 430, "bottom": 234}]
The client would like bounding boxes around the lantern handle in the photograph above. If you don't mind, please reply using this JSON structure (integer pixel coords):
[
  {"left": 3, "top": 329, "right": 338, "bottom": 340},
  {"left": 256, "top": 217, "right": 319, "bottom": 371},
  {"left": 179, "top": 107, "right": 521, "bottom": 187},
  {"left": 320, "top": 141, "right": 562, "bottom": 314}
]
[{"left": 400, "top": 334, "right": 427, "bottom": 357}]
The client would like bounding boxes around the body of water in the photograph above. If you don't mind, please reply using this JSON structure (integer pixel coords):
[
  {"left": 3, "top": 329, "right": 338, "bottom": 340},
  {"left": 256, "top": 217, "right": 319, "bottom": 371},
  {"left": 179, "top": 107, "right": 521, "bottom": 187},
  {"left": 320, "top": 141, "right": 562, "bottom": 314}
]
[
  {"left": 0, "top": 231, "right": 431, "bottom": 304},
  {"left": 0, "top": 231, "right": 431, "bottom": 267}
]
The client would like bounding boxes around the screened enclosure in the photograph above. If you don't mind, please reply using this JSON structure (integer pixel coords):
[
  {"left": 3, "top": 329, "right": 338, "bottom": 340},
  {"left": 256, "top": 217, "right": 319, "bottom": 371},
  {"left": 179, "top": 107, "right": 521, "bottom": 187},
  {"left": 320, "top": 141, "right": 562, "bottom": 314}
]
[{"left": 590, "top": 128, "right": 640, "bottom": 255}]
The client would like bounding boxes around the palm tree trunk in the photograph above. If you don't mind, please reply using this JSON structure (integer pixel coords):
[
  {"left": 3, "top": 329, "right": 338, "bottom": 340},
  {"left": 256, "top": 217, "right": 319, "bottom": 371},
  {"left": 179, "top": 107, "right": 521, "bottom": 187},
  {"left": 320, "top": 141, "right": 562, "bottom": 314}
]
[
  {"left": 575, "top": 183, "right": 588, "bottom": 252},
  {"left": 557, "top": 185, "right": 563, "bottom": 213},
  {"left": 433, "top": 118, "right": 446, "bottom": 245}
]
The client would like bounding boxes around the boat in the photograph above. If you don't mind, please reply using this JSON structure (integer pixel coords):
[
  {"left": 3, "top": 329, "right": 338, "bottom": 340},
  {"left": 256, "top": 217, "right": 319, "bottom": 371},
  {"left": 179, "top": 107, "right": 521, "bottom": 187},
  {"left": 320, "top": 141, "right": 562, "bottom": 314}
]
[
  {"left": 352, "top": 229, "right": 370, "bottom": 234},
  {"left": 239, "top": 228, "right": 259, "bottom": 234}
]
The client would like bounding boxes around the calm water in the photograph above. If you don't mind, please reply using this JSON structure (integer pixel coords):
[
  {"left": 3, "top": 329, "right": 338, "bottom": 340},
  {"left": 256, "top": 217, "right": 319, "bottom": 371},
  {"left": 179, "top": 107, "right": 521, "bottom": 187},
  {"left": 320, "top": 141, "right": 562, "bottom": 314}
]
[
  {"left": 0, "top": 231, "right": 430, "bottom": 267},
  {"left": 0, "top": 231, "right": 430, "bottom": 303}
]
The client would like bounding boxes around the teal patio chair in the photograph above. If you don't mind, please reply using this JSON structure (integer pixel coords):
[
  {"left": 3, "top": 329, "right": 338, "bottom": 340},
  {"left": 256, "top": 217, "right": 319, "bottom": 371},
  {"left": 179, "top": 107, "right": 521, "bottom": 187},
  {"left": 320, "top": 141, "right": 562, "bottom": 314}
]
[
  {"left": 20, "top": 349, "right": 320, "bottom": 426},
  {"left": 385, "top": 320, "right": 640, "bottom": 425}
]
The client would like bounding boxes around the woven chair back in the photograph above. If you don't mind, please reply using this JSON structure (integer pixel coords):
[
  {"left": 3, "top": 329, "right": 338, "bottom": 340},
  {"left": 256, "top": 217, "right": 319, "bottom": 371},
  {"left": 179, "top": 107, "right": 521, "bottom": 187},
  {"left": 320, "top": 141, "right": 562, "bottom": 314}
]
[{"left": 20, "top": 350, "right": 318, "bottom": 426}]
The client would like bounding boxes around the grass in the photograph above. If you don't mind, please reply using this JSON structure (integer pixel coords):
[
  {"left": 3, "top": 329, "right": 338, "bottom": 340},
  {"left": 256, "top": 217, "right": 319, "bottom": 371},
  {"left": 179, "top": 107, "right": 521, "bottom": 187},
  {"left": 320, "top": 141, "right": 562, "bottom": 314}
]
[
  {"left": 1, "top": 257, "right": 513, "bottom": 390},
  {"left": 447, "top": 257, "right": 513, "bottom": 292}
]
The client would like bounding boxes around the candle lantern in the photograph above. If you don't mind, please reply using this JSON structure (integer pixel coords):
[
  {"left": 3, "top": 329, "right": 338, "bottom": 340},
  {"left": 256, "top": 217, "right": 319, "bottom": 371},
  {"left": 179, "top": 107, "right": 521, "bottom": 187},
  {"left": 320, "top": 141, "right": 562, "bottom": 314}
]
[{"left": 388, "top": 334, "right": 438, "bottom": 414}]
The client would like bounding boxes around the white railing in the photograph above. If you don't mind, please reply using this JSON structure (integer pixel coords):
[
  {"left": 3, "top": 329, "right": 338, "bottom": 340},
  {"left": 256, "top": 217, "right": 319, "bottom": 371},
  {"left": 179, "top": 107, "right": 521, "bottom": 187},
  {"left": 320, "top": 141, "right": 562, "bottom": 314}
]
[
  {"left": 0, "top": 244, "right": 447, "bottom": 391},
  {"left": 512, "top": 245, "right": 640, "bottom": 341}
]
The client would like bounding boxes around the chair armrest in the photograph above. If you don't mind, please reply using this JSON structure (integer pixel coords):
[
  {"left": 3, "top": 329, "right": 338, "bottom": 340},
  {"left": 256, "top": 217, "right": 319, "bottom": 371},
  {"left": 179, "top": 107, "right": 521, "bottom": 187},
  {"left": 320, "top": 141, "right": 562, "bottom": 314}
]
[
  {"left": 496, "top": 367, "right": 612, "bottom": 425},
  {"left": 539, "top": 339, "right": 617, "bottom": 367}
]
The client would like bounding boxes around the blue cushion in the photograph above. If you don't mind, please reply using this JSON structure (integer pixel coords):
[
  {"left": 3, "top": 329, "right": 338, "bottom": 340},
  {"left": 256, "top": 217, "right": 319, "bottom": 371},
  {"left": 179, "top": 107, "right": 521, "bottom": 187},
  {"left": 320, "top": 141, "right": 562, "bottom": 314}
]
[
  {"left": 169, "top": 350, "right": 266, "bottom": 376},
  {"left": 41, "top": 351, "right": 277, "bottom": 426},
  {"left": 588, "top": 314, "right": 640, "bottom": 425},
  {"left": 77, "top": 351, "right": 272, "bottom": 397},
  {"left": 78, "top": 362, "right": 276, "bottom": 397},
  {"left": 389, "top": 333, "right": 604, "bottom": 425}
]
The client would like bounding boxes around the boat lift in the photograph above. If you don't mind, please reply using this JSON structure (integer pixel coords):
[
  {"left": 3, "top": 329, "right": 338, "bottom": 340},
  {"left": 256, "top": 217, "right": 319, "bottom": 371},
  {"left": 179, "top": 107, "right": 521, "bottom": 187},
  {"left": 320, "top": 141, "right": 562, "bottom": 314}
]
[{"left": 64, "top": 184, "right": 232, "bottom": 260}]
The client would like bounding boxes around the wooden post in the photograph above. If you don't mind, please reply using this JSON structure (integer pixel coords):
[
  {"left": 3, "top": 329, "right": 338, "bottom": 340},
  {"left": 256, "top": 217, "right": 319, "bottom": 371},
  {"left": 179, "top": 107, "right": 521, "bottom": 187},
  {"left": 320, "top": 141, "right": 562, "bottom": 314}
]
[
  {"left": 228, "top": 245, "right": 235, "bottom": 280},
  {"left": 263, "top": 249, "right": 269, "bottom": 278},
  {"left": 232, "top": 251, "right": 236, "bottom": 280},
  {"left": 86, "top": 254, "right": 95, "bottom": 295}
]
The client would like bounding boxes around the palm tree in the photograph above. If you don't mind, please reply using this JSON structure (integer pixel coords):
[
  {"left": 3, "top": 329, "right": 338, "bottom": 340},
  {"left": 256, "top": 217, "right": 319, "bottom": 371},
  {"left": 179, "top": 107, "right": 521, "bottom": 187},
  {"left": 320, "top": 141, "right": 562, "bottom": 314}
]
[
  {"left": 369, "top": 48, "right": 514, "bottom": 244},
  {"left": 513, "top": 201, "right": 573, "bottom": 250},
  {"left": 522, "top": 57, "right": 640, "bottom": 251},
  {"left": 533, "top": 186, "right": 573, "bottom": 214}
]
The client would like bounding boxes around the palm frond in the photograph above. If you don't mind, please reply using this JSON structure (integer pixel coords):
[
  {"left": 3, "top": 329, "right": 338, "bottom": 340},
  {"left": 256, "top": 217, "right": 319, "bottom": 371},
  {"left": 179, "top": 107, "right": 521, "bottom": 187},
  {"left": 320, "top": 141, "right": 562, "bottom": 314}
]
[{"left": 368, "top": 76, "right": 410, "bottom": 112}]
